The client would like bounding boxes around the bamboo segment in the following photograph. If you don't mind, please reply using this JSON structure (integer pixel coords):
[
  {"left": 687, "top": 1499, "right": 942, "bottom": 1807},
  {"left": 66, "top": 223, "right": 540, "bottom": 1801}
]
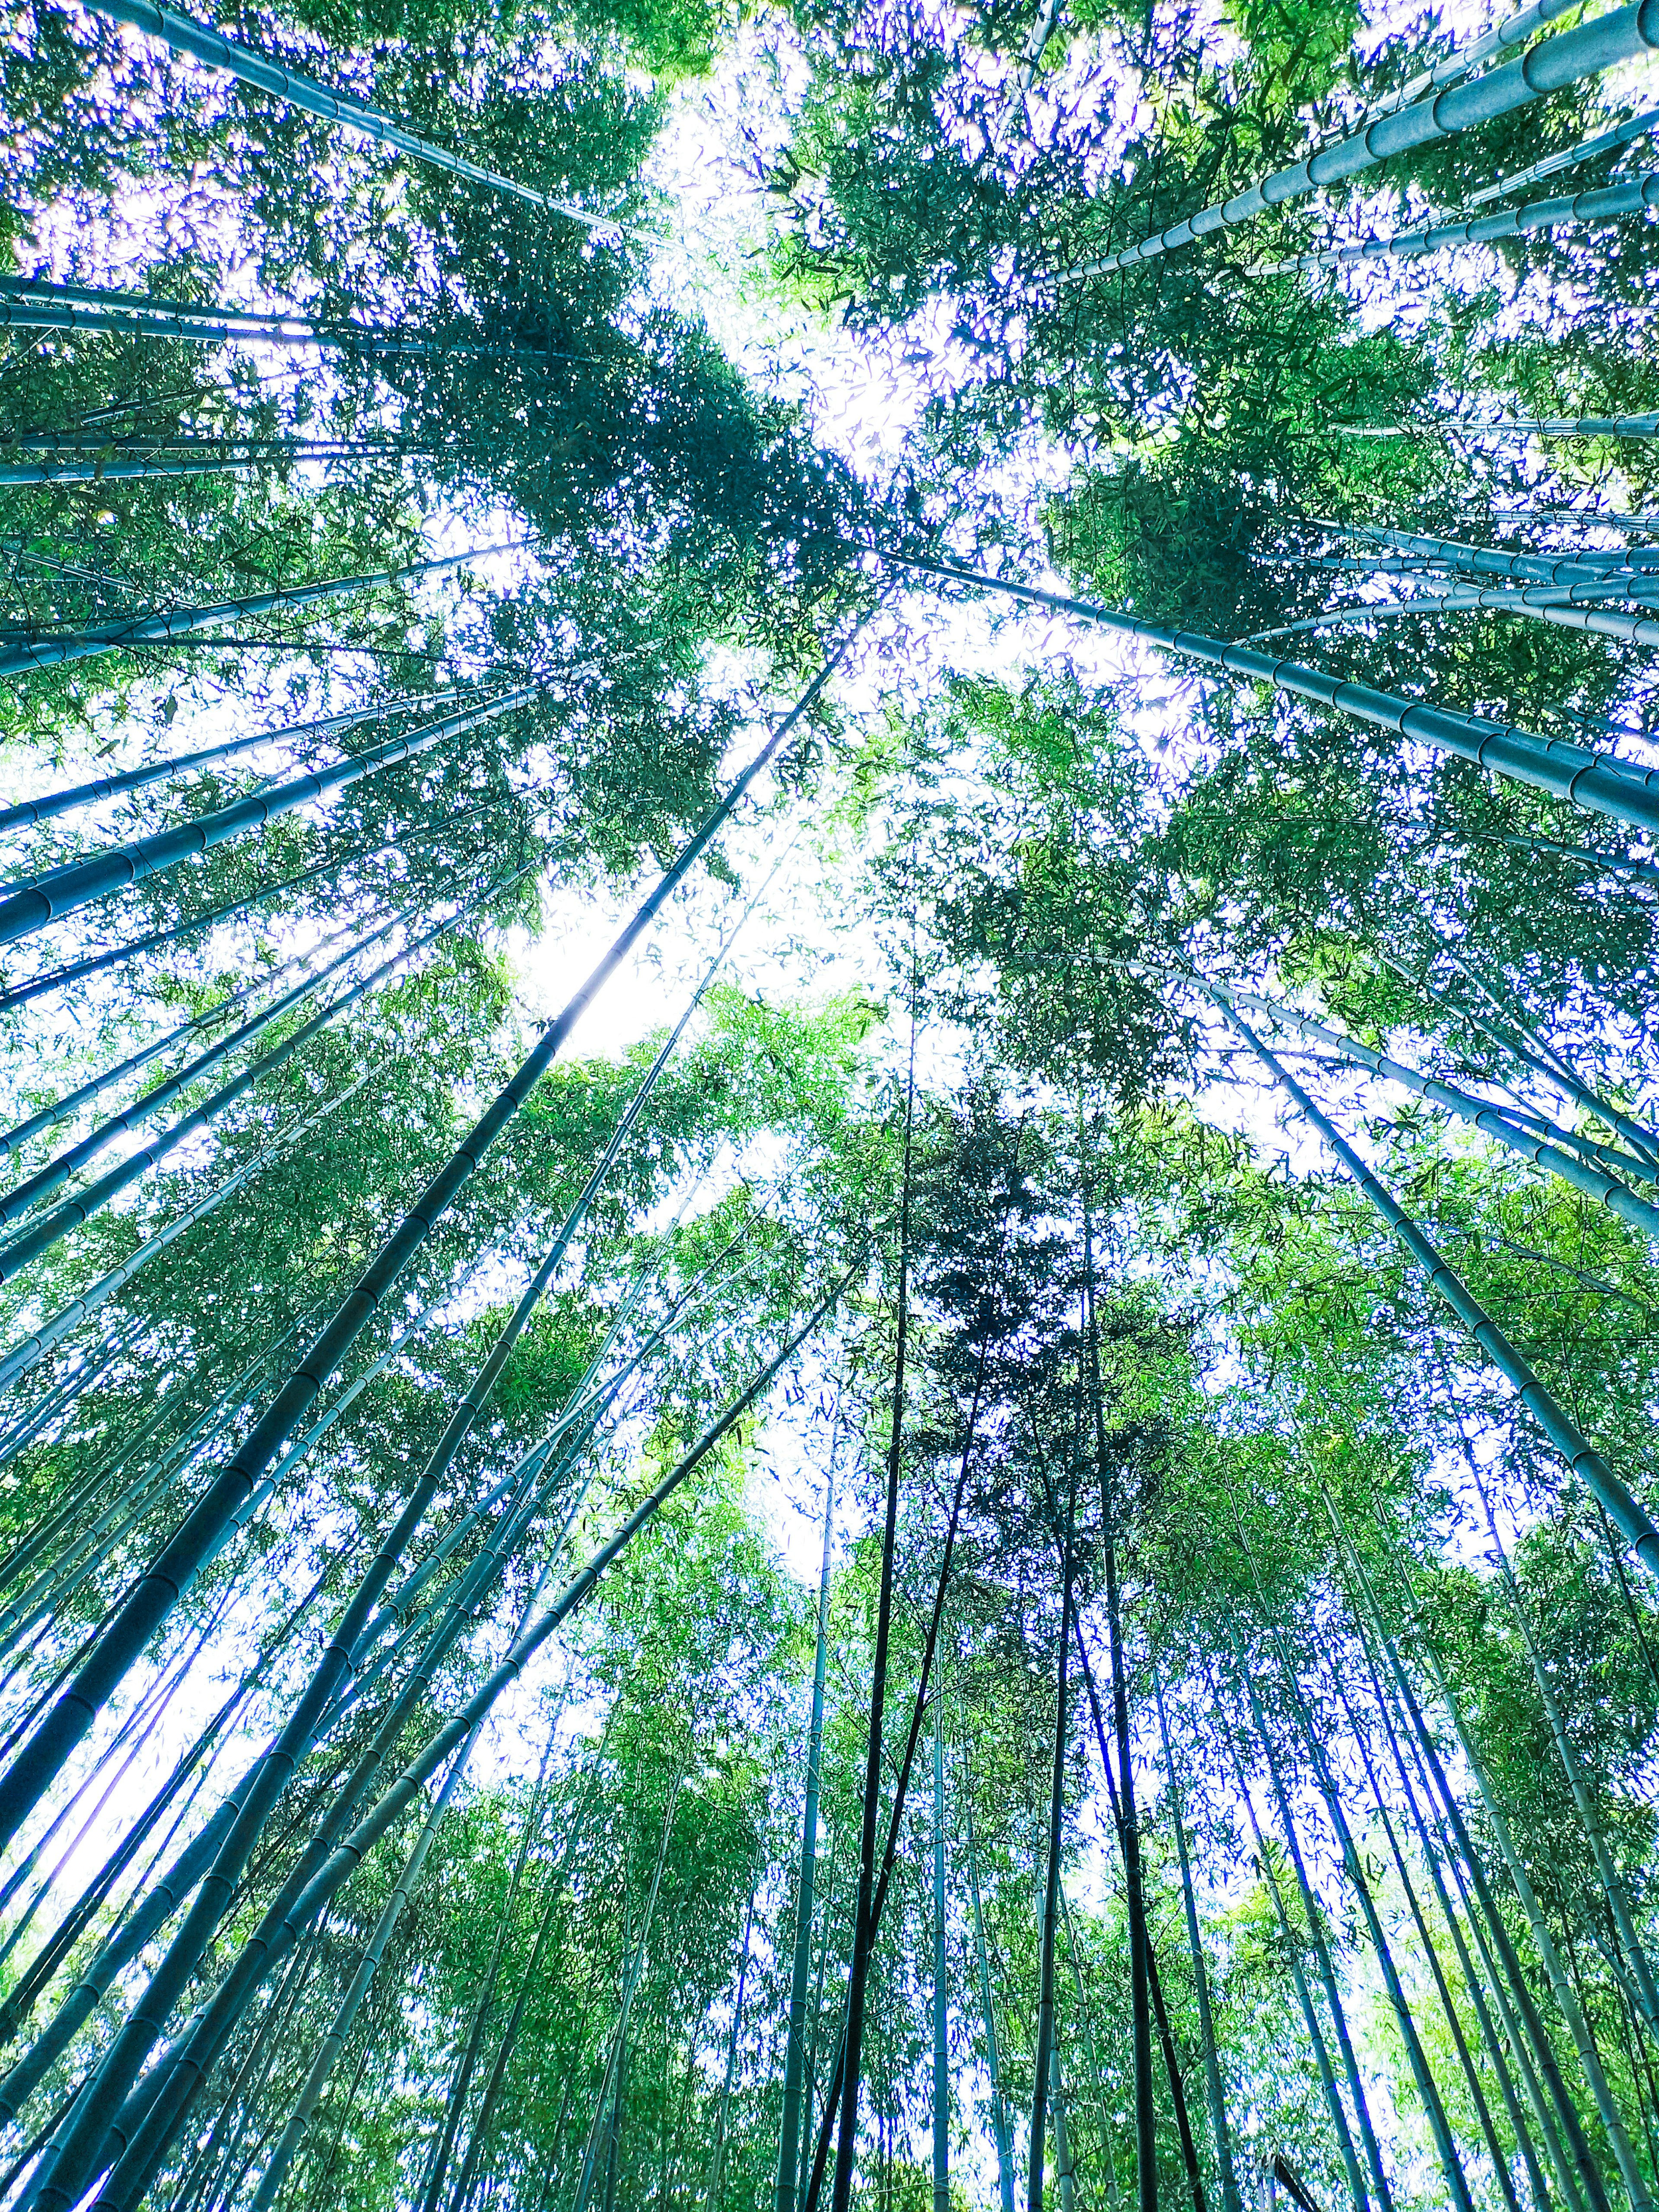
[
  {"left": 0, "top": 543, "right": 520, "bottom": 686},
  {"left": 53, "top": 1297, "right": 842, "bottom": 2212},
  {"left": 76, "top": 0, "right": 650, "bottom": 235},
  {"left": 1351, "top": 1535, "right": 1617, "bottom": 2212},
  {"left": 1259, "top": 169, "right": 1659, "bottom": 275},
  {"left": 933, "top": 1698, "right": 949, "bottom": 2212},
  {"left": 1208, "top": 995, "right": 1659, "bottom": 1580},
  {"left": 1329, "top": 1672, "right": 1516, "bottom": 2212},
  {"left": 443, "top": 1717, "right": 619, "bottom": 2212},
  {"left": 967, "top": 1773, "right": 1018, "bottom": 2212},
  {"left": 0, "top": 275, "right": 493, "bottom": 354},
  {"left": 11, "top": 912, "right": 751, "bottom": 2210},
  {"left": 1082, "top": 1201, "right": 1158, "bottom": 2212},
  {"left": 1199, "top": 1652, "right": 1371, "bottom": 2212},
  {"left": 1029, "top": 1551, "right": 1070, "bottom": 2212},
  {"left": 571, "top": 1771, "right": 686, "bottom": 2212},
  {"left": 1465, "top": 1456, "right": 1659, "bottom": 2030},
  {"left": 0, "top": 897, "right": 406, "bottom": 1226},
  {"left": 0, "top": 694, "right": 442, "bottom": 834},
  {"left": 244, "top": 1710, "right": 492, "bottom": 2212},
  {"left": 0, "top": 1074, "right": 365, "bottom": 1392},
  {"left": 1224, "top": 1631, "right": 1398, "bottom": 2212},
  {"left": 0, "top": 685, "right": 532, "bottom": 947},
  {"left": 1421, "top": 1643, "right": 1653, "bottom": 2212},
  {"left": 706, "top": 1873, "right": 759, "bottom": 2212},
  {"left": 777, "top": 1467, "right": 836, "bottom": 2212},
  {"left": 0, "top": 444, "right": 407, "bottom": 484},
  {"left": 1364, "top": 527, "right": 1659, "bottom": 594},
  {"left": 1052, "top": 0, "right": 1659, "bottom": 279},
  {"left": 0, "top": 632, "right": 857, "bottom": 1867},
  {"left": 1155, "top": 1671, "right": 1244, "bottom": 2212},
  {"left": 1335, "top": 415, "right": 1659, "bottom": 438},
  {"left": 1326, "top": 1505, "right": 1566, "bottom": 2212},
  {"left": 0, "top": 871, "right": 519, "bottom": 1284},
  {"left": 890, "top": 555, "right": 1659, "bottom": 842},
  {"left": 1058, "top": 1884, "right": 1126, "bottom": 2212},
  {"left": 1210, "top": 984, "right": 1659, "bottom": 1238},
  {"left": 829, "top": 1025, "right": 916, "bottom": 2212},
  {"left": 0, "top": 789, "right": 527, "bottom": 1015},
  {"left": 1468, "top": 104, "right": 1659, "bottom": 202}
]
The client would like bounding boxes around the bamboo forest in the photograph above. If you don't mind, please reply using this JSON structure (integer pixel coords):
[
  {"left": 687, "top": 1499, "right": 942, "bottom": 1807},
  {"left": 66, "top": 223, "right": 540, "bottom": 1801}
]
[{"left": 12, "top": 0, "right": 1659, "bottom": 2204}]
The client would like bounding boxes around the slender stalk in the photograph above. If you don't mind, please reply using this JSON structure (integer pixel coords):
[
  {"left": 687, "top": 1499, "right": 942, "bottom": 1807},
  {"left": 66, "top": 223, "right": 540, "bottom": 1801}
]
[
  {"left": 64, "top": 2, "right": 645, "bottom": 233},
  {"left": 1347, "top": 1523, "right": 1620, "bottom": 2212},
  {"left": 0, "top": 694, "right": 453, "bottom": 834},
  {"left": 0, "top": 632, "right": 858, "bottom": 1867},
  {"left": 1431, "top": 944, "right": 1659, "bottom": 1172},
  {"left": 174, "top": 1923, "right": 325, "bottom": 2212},
  {"left": 1030, "top": 1541, "right": 1071, "bottom": 2212},
  {"left": 1332, "top": 1669, "right": 1521, "bottom": 2212},
  {"left": 1050, "top": 2044, "right": 1077, "bottom": 2212},
  {"left": 966, "top": 1770, "right": 1017, "bottom": 2212},
  {"left": 1327, "top": 1517, "right": 1562, "bottom": 2212},
  {"left": 1057, "top": 1884, "right": 1125, "bottom": 2212},
  {"left": 828, "top": 1004, "right": 916, "bottom": 2212},
  {"left": 0, "top": 276, "right": 560, "bottom": 355},
  {"left": 0, "top": 546, "right": 520, "bottom": 689},
  {"left": 707, "top": 1871, "right": 759, "bottom": 2212},
  {"left": 1201, "top": 1653, "right": 1369, "bottom": 2212},
  {"left": 1075, "top": 1631, "right": 1208, "bottom": 2212},
  {"left": 0, "top": 895, "right": 407, "bottom": 1228},
  {"left": 571, "top": 1771, "right": 686, "bottom": 2212},
  {"left": 1079, "top": 1198, "right": 1155, "bottom": 2212},
  {"left": 1591, "top": 1501, "right": 1659, "bottom": 1708},
  {"left": 1212, "top": 985, "right": 1659, "bottom": 1236},
  {"left": 777, "top": 1461, "right": 837, "bottom": 2212},
  {"left": 0, "top": 684, "right": 531, "bottom": 947},
  {"left": 1208, "top": 994, "right": 1659, "bottom": 1580},
  {"left": 411, "top": 1691, "right": 570, "bottom": 2212},
  {"left": 891, "top": 554, "right": 1659, "bottom": 846},
  {"left": 1410, "top": 1612, "right": 1653, "bottom": 2212},
  {"left": 1461, "top": 1433, "right": 1659, "bottom": 2030},
  {"left": 1055, "top": 0, "right": 1659, "bottom": 281},
  {"left": 2, "top": 937, "right": 325, "bottom": 1164},
  {"left": 75, "top": 1294, "right": 844, "bottom": 2212},
  {"left": 933, "top": 1694, "right": 949, "bottom": 2212},
  {"left": 798, "top": 1827, "right": 843, "bottom": 2212},
  {"left": 1230, "top": 1524, "right": 1474, "bottom": 2212},
  {"left": 445, "top": 1712, "right": 620, "bottom": 2212},
  {"left": 1154, "top": 1668, "right": 1243, "bottom": 2212},
  {"left": 0, "top": 443, "right": 427, "bottom": 486},
  {"left": 801, "top": 1128, "right": 1016, "bottom": 2212},
  {"left": 0, "top": 1076, "right": 364, "bottom": 1394},
  {"left": 0, "top": 866, "right": 519, "bottom": 1287},
  {"left": 0, "top": 788, "right": 531, "bottom": 1017},
  {"left": 247, "top": 1602, "right": 527, "bottom": 2212},
  {"left": 1223, "top": 1627, "right": 1396, "bottom": 2212}
]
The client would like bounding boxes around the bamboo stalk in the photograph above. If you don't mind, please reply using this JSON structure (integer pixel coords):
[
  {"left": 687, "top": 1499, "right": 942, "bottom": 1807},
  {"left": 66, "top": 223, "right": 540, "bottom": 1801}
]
[
  {"left": 1051, "top": 0, "right": 1659, "bottom": 280},
  {"left": 776, "top": 1460, "right": 837, "bottom": 2212},
  {"left": 1206, "top": 991, "right": 1659, "bottom": 1580},
  {"left": 0, "top": 684, "right": 532, "bottom": 948},
  {"left": 1351, "top": 1526, "right": 1620, "bottom": 2212},
  {"left": 0, "top": 542, "right": 521, "bottom": 687},
  {"left": 1154, "top": 1668, "right": 1244, "bottom": 2212},
  {"left": 70, "top": 0, "right": 651, "bottom": 236},
  {"left": 889, "top": 554, "right": 1659, "bottom": 844},
  {"left": 0, "top": 630, "right": 859, "bottom": 1865},
  {"left": 0, "top": 692, "right": 453, "bottom": 834},
  {"left": 1200, "top": 1652, "right": 1370, "bottom": 2212}
]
